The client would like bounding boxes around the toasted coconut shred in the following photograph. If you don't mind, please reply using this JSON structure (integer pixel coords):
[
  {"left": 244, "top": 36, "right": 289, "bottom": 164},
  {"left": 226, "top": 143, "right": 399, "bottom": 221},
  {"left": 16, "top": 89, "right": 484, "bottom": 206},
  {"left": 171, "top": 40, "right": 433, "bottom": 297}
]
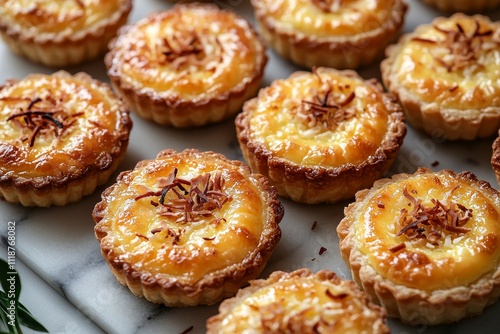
[
  {"left": 295, "top": 68, "right": 357, "bottom": 132},
  {"left": 391, "top": 187, "right": 472, "bottom": 252},
  {"left": 135, "top": 168, "right": 231, "bottom": 242},
  {"left": 5, "top": 95, "right": 82, "bottom": 147},
  {"left": 412, "top": 19, "right": 498, "bottom": 73},
  {"left": 311, "top": 0, "right": 343, "bottom": 12}
]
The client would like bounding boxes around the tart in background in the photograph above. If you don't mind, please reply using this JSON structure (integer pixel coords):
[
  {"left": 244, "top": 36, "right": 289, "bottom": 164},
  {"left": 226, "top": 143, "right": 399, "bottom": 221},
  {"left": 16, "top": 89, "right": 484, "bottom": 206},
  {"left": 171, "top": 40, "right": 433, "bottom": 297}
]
[
  {"left": 105, "top": 2, "right": 267, "bottom": 128},
  {"left": 236, "top": 67, "right": 406, "bottom": 204},
  {"left": 421, "top": 0, "right": 500, "bottom": 13},
  {"left": 250, "top": 0, "right": 408, "bottom": 69},
  {"left": 0, "top": 0, "right": 132, "bottom": 67},
  {"left": 93, "top": 149, "right": 283, "bottom": 307},
  {"left": 207, "top": 268, "right": 390, "bottom": 333},
  {"left": 337, "top": 168, "right": 500, "bottom": 325},
  {"left": 381, "top": 14, "right": 500, "bottom": 140},
  {"left": 491, "top": 130, "right": 500, "bottom": 188},
  {"left": 0, "top": 71, "right": 132, "bottom": 207}
]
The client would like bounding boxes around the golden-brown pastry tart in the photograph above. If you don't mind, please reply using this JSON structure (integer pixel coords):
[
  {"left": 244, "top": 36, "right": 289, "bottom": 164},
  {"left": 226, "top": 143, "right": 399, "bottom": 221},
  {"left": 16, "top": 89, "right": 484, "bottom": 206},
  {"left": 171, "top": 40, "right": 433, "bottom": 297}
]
[
  {"left": 207, "top": 268, "right": 389, "bottom": 333},
  {"left": 0, "top": 0, "right": 132, "bottom": 67},
  {"left": 105, "top": 3, "right": 267, "bottom": 128},
  {"left": 337, "top": 168, "right": 500, "bottom": 325},
  {"left": 93, "top": 149, "right": 283, "bottom": 307},
  {"left": 382, "top": 14, "right": 500, "bottom": 140},
  {"left": 250, "top": 0, "right": 408, "bottom": 69},
  {"left": 0, "top": 71, "right": 132, "bottom": 207},
  {"left": 421, "top": 0, "right": 500, "bottom": 13},
  {"left": 236, "top": 67, "right": 406, "bottom": 204}
]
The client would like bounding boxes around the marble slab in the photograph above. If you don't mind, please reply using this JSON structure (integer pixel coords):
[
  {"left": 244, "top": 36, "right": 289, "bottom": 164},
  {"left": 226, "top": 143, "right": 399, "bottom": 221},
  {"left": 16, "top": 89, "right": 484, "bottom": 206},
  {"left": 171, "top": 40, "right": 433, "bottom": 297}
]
[{"left": 1, "top": 0, "right": 500, "bottom": 333}]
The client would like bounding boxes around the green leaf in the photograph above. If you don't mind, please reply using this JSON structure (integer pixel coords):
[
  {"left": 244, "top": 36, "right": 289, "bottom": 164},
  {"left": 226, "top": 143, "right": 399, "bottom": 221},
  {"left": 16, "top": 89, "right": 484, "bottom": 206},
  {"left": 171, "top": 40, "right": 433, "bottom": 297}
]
[
  {"left": 0, "top": 259, "right": 21, "bottom": 303},
  {"left": 0, "top": 259, "right": 46, "bottom": 333},
  {"left": 16, "top": 301, "right": 48, "bottom": 332},
  {"left": 0, "top": 300, "right": 20, "bottom": 334}
]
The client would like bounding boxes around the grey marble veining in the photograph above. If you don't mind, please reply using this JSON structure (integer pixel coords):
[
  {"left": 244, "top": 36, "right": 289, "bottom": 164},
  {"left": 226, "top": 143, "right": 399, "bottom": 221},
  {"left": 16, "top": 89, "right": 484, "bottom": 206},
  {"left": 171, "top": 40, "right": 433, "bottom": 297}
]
[{"left": 2, "top": 0, "right": 500, "bottom": 333}]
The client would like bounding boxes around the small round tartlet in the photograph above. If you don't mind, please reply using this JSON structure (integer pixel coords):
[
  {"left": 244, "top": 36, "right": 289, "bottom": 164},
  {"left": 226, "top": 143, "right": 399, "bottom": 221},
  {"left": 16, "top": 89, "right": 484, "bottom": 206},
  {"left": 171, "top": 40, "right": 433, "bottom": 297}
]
[
  {"left": 250, "top": 0, "right": 408, "bottom": 69},
  {"left": 206, "top": 268, "right": 390, "bottom": 334},
  {"left": 421, "top": 0, "right": 500, "bottom": 13},
  {"left": 105, "top": 3, "right": 267, "bottom": 128},
  {"left": 0, "top": 0, "right": 132, "bottom": 67},
  {"left": 235, "top": 67, "right": 406, "bottom": 204},
  {"left": 0, "top": 71, "right": 132, "bottom": 207},
  {"left": 337, "top": 168, "right": 500, "bottom": 325},
  {"left": 381, "top": 14, "right": 500, "bottom": 140},
  {"left": 93, "top": 149, "right": 283, "bottom": 307}
]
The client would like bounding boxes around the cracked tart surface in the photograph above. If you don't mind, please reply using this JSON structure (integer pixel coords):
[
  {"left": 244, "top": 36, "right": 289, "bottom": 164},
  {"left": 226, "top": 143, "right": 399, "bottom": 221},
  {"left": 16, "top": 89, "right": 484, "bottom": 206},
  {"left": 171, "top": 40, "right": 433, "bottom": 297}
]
[
  {"left": 337, "top": 168, "right": 500, "bottom": 325},
  {"left": 381, "top": 14, "right": 500, "bottom": 140},
  {"left": 250, "top": 0, "right": 407, "bottom": 69},
  {"left": 0, "top": 71, "right": 132, "bottom": 207},
  {"left": 93, "top": 149, "right": 283, "bottom": 306},
  {"left": 0, "top": 0, "right": 132, "bottom": 66},
  {"left": 105, "top": 2, "right": 267, "bottom": 128},
  {"left": 235, "top": 67, "right": 406, "bottom": 204},
  {"left": 207, "top": 268, "right": 390, "bottom": 334}
]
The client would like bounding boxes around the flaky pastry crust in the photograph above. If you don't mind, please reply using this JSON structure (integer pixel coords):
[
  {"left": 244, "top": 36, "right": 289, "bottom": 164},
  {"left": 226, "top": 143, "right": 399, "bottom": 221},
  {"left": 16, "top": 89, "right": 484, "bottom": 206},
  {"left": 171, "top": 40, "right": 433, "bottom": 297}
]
[
  {"left": 0, "top": 0, "right": 132, "bottom": 67},
  {"left": 93, "top": 149, "right": 283, "bottom": 307},
  {"left": 207, "top": 268, "right": 390, "bottom": 334},
  {"left": 105, "top": 2, "right": 267, "bottom": 128},
  {"left": 337, "top": 168, "right": 500, "bottom": 325},
  {"left": 251, "top": 0, "right": 408, "bottom": 69},
  {"left": 422, "top": 0, "right": 500, "bottom": 13},
  {"left": 381, "top": 14, "right": 500, "bottom": 140},
  {"left": 236, "top": 67, "right": 406, "bottom": 204},
  {"left": 0, "top": 71, "right": 132, "bottom": 207}
]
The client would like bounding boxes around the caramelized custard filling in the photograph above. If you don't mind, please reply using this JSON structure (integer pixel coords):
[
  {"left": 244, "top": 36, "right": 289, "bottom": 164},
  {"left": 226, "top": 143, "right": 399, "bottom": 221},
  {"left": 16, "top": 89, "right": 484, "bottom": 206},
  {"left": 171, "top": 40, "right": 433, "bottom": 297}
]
[{"left": 356, "top": 173, "right": 500, "bottom": 291}]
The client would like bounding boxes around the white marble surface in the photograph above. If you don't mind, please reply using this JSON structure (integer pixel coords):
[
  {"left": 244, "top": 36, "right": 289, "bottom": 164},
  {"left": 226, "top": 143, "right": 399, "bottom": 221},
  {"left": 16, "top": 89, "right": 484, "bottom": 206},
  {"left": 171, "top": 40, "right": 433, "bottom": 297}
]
[
  {"left": 0, "top": 247, "right": 104, "bottom": 334},
  {"left": 2, "top": 0, "right": 500, "bottom": 333}
]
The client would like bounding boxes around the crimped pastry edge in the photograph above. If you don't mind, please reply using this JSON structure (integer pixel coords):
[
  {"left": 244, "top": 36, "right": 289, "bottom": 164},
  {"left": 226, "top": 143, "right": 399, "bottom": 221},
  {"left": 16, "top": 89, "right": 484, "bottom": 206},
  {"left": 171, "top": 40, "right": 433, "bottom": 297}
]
[
  {"left": 337, "top": 167, "right": 500, "bottom": 325},
  {"left": 381, "top": 13, "right": 500, "bottom": 141},
  {"left": 0, "top": 71, "right": 132, "bottom": 207},
  {"left": 250, "top": 0, "right": 408, "bottom": 69},
  {"left": 491, "top": 130, "right": 500, "bottom": 188},
  {"left": 206, "top": 268, "right": 390, "bottom": 334},
  {"left": 235, "top": 67, "right": 407, "bottom": 204},
  {"left": 0, "top": 0, "right": 132, "bottom": 67},
  {"left": 93, "top": 149, "right": 283, "bottom": 307},
  {"left": 422, "top": 0, "right": 500, "bottom": 13},
  {"left": 105, "top": 2, "right": 268, "bottom": 128}
]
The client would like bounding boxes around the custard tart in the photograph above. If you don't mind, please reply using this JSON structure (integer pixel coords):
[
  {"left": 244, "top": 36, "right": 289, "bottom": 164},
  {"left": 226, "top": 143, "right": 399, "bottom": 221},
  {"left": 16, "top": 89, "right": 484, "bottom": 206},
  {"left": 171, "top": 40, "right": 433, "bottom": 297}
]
[
  {"left": 250, "top": 0, "right": 408, "bottom": 69},
  {"left": 93, "top": 149, "right": 283, "bottom": 307},
  {"left": 105, "top": 3, "right": 267, "bottom": 128},
  {"left": 0, "top": 71, "right": 132, "bottom": 207},
  {"left": 421, "top": 0, "right": 500, "bottom": 13},
  {"left": 207, "top": 268, "right": 390, "bottom": 333},
  {"left": 381, "top": 14, "right": 500, "bottom": 140},
  {"left": 0, "top": 0, "right": 132, "bottom": 67},
  {"left": 235, "top": 67, "right": 406, "bottom": 204},
  {"left": 337, "top": 168, "right": 500, "bottom": 325}
]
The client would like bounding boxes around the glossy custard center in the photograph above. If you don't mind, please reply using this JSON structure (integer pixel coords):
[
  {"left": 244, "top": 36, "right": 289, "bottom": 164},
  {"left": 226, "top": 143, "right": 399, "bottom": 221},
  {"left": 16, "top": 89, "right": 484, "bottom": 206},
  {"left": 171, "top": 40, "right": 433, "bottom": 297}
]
[
  {"left": 0, "top": 0, "right": 125, "bottom": 34},
  {"left": 0, "top": 74, "right": 123, "bottom": 178},
  {"left": 103, "top": 157, "right": 267, "bottom": 282},
  {"left": 356, "top": 173, "right": 500, "bottom": 291},
  {"left": 392, "top": 17, "right": 500, "bottom": 110},
  {"left": 109, "top": 7, "right": 264, "bottom": 101},
  {"left": 257, "top": 0, "right": 398, "bottom": 37},
  {"left": 248, "top": 72, "right": 390, "bottom": 167}
]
